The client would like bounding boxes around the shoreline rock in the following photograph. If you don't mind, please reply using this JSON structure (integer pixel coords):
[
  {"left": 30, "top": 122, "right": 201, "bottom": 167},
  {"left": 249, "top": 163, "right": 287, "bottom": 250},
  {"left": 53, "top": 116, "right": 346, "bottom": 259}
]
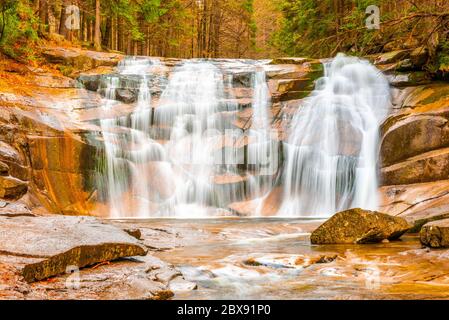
[
  {"left": 0, "top": 215, "right": 147, "bottom": 282},
  {"left": 420, "top": 219, "right": 449, "bottom": 248},
  {"left": 311, "top": 208, "right": 411, "bottom": 244}
]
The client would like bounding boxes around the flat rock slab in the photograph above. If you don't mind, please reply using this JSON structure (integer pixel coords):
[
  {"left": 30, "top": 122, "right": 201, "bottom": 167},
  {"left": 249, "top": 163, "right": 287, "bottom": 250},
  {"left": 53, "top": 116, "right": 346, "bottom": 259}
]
[
  {"left": 0, "top": 201, "right": 34, "bottom": 217},
  {"left": 420, "top": 219, "right": 449, "bottom": 248},
  {"left": 0, "top": 216, "right": 147, "bottom": 282},
  {"left": 311, "top": 208, "right": 411, "bottom": 244}
]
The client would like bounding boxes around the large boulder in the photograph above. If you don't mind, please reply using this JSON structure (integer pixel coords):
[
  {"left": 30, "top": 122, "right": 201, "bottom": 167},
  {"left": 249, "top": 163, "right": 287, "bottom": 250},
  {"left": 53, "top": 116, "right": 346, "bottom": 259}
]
[
  {"left": 0, "top": 215, "right": 147, "bottom": 282},
  {"left": 420, "top": 219, "right": 449, "bottom": 248},
  {"left": 310, "top": 208, "right": 411, "bottom": 244}
]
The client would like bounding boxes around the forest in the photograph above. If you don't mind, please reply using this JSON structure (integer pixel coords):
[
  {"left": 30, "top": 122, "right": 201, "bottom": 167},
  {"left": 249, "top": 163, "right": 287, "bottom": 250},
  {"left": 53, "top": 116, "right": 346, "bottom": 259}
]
[{"left": 0, "top": 0, "right": 447, "bottom": 65}]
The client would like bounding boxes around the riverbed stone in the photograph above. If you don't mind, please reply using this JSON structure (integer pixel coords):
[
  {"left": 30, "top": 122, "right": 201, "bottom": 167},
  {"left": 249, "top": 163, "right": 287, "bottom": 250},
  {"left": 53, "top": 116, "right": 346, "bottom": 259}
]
[
  {"left": 0, "top": 216, "right": 147, "bottom": 282},
  {"left": 310, "top": 208, "right": 411, "bottom": 244},
  {"left": 420, "top": 219, "right": 449, "bottom": 248}
]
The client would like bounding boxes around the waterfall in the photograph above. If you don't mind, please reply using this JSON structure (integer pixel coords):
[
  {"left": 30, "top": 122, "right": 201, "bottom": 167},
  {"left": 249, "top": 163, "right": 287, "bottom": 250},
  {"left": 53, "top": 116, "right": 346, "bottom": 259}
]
[
  {"left": 277, "top": 54, "right": 391, "bottom": 217},
  {"left": 153, "top": 61, "right": 241, "bottom": 217},
  {"left": 98, "top": 57, "right": 165, "bottom": 218},
  {"left": 247, "top": 69, "right": 279, "bottom": 215},
  {"left": 96, "top": 54, "right": 387, "bottom": 218}
]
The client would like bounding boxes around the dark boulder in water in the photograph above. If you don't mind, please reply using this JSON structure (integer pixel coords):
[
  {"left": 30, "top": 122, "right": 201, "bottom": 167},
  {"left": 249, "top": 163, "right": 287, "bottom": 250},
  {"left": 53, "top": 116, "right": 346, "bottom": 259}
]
[
  {"left": 311, "top": 208, "right": 411, "bottom": 244},
  {"left": 420, "top": 219, "right": 449, "bottom": 248}
]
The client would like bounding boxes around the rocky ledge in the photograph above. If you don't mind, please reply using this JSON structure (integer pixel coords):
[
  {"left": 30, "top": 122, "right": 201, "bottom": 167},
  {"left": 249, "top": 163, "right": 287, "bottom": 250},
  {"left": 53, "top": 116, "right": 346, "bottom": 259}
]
[{"left": 0, "top": 214, "right": 196, "bottom": 299}]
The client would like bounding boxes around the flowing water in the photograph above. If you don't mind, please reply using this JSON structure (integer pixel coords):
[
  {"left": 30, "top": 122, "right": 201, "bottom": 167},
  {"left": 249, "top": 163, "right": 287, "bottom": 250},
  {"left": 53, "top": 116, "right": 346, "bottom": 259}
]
[
  {"left": 96, "top": 54, "right": 390, "bottom": 218},
  {"left": 278, "top": 54, "right": 391, "bottom": 217},
  {"left": 113, "top": 218, "right": 437, "bottom": 300},
  {"left": 97, "top": 58, "right": 274, "bottom": 218}
]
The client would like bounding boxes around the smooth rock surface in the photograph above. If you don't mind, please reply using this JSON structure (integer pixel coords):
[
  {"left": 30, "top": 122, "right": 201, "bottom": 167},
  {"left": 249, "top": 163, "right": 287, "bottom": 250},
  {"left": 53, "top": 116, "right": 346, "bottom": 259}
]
[
  {"left": 0, "top": 216, "right": 147, "bottom": 282},
  {"left": 380, "top": 180, "right": 449, "bottom": 231},
  {"left": 0, "top": 201, "right": 34, "bottom": 217},
  {"left": 381, "top": 147, "right": 449, "bottom": 186}
]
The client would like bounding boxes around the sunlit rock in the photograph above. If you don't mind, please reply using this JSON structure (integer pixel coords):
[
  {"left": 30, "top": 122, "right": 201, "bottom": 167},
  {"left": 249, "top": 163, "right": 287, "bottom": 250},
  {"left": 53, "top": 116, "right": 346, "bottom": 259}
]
[
  {"left": 0, "top": 176, "right": 27, "bottom": 200},
  {"left": 0, "top": 215, "right": 147, "bottom": 282},
  {"left": 421, "top": 219, "right": 449, "bottom": 248},
  {"left": 310, "top": 208, "right": 411, "bottom": 244}
]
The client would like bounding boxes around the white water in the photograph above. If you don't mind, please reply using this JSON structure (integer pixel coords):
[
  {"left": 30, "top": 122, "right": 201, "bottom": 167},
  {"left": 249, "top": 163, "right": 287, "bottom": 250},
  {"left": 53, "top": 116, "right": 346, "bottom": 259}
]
[
  {"left": 247, "top": 69, "right": 279, "bottom": 214},
  {"left": 98, "top": 58, "right": 272, "bottom": 217},
  {"left": 99, "top": 57, "right": 165, "bottom": 218},
  {"left": 278, "top": 54, "right": 391, "bottom": 217},
  {"left": 97, "top": 54, "right": 388, "bottom": 218}
]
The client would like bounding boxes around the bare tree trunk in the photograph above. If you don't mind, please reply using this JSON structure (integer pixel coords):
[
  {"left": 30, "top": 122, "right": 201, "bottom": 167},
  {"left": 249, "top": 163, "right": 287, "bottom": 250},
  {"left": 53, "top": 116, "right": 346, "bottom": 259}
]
[
  {"left": 39, "top": 0, "right": 48, "bottom": 35},
  {"left": 94, "top": 0, "right": 101, "bottom": 50}
]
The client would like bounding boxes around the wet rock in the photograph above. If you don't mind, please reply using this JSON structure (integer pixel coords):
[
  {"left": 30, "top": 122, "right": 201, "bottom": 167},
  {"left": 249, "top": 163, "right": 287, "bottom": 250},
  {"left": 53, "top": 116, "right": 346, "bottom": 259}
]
[
  {"left": 0, "top": 161, "right": 9, "bottom": 176},
  {"left": 420, "top": 219, "right": 449, "bottom": 248},
  {"left": 126, "top": 272, "right": 172, "bottom": 299},
  {"left": 380, "top": 115, "right": 449, "bottom": 167},
  {"left": 270, "top": 58, "right": 312, "bottom": 65},
  {"left": 395, "top": 59, "right": 414, "bottom": 72},
  {"left": 379, "top": 181, "right": 449, "bottom": 231},
  {"left": 410, "top": 47, "right": 429, "bottom": 69},
  {"left": 0, "top": 141, "right": 21, "bottom": 163},
  {"left": 116, "top": 88, "right": 137, "bottom": 103},
  {"left": 310, "top": 208, "right": 411, "bottom": 244},
  {"left": 77, "top": 74, "right": 102, "bottom": 91},
  {"left": 375, "top": 50, "right": 410, "bottom": 65},
  {"left": 124, "top": 228, "right": 142, "bottom": 240},
  {"left": 42, "top": 47, "right": 123, "bottom": 75},
  {"left": 386, "top": 72, "right": 431, "bottom": 87},
  {"left": 27, "top": 134, "right": 99, "bottom": 215},
  {"left": 276, "top": 79, "right": 315, "bottom": 94},
  {"left": 232, "top": 71, "right": 253, "bottom": 87},
  {"left": 0, "top": 176, "right": 27, "bottom": 200},
  {"left": 401, "top": 83, "right": 449, "bottom": 110},
  {"left": 0, "top": 201, "right": 34, "bottom": 217},
  {"left": 0, "top": 216, "right": 147, "bottom": 282},
  {"left": 168, "top": 277, "right": 198, "bottom": 291},
  {"left": 381, "top": 147, "right": 449, "bottom": 186}
]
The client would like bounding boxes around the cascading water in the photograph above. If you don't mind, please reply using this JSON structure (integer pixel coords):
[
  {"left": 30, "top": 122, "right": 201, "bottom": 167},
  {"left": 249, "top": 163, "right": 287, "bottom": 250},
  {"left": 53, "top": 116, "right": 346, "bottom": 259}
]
[
  {"left": 96, "top": 54, "right": 387, "bottom": 218},
  {"left": 277, "top": 54, "right": 391, "bottom": 217},
  {"left": 98, "top": 57, "right": 165, "bottom": 218},
  {"left": 97, "top": 58, "right": 274, "bottom": 218},
  {"left": 247, "top": 69, "right": 279, "bottom": 214},
  {"left": 153, "top": 61, "right": 240, "bottom": 216}
]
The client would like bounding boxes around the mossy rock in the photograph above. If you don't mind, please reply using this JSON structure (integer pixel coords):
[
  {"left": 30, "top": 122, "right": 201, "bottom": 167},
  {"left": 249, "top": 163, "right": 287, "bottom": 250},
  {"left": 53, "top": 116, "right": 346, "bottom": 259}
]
[{"left": 311, "top": 208, "right": 411, "bottom": 244}]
